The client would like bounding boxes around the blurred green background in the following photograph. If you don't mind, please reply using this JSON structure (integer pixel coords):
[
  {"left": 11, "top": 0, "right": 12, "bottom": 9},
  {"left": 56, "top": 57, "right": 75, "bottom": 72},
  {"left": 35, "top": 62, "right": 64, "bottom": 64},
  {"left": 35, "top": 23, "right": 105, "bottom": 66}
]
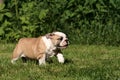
[{"left": 0, "top": 0, "right": 120, "bottom": 46}]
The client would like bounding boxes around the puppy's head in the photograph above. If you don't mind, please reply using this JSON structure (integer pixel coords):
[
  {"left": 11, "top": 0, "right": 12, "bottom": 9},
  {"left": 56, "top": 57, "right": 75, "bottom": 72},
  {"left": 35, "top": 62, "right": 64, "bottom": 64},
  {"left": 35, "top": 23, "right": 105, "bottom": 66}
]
[{"left": 46, "top": 32, "right": 69, "bottom": 49}]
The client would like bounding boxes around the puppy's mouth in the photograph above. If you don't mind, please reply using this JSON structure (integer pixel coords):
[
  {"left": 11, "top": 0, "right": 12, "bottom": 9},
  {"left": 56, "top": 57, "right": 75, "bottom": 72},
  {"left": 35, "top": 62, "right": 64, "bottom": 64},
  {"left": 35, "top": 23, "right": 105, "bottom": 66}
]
[
  {"left": 57, "top": 44, "right": 68, "bottom": 49},
  {"left": 56, "top": 39, "right": 69, "bottom": 49}
]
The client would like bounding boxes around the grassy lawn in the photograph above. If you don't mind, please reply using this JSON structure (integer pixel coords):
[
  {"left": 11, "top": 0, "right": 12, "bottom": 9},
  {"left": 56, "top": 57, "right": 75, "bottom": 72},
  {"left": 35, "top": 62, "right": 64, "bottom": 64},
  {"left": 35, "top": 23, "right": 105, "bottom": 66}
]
[{"left": 0, "top": 44, "right": 120, "bottom": 80}]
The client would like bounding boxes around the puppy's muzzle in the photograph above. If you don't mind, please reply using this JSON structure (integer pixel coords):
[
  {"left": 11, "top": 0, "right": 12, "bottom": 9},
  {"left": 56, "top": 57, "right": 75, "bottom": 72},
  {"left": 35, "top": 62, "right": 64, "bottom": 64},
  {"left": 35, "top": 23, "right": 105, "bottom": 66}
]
[
  {"left": 64, "top": 39, "right": 69, "bottom": 46},
  {"left": 59, "top": 38, "right": 69, "bottom": 49}
]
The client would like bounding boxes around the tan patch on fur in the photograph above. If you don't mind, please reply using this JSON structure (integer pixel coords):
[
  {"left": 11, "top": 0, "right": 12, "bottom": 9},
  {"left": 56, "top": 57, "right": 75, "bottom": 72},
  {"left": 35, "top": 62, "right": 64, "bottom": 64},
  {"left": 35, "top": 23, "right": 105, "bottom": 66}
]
[{"left": 12, "top": 37, "right": 46, "bottom": 60}]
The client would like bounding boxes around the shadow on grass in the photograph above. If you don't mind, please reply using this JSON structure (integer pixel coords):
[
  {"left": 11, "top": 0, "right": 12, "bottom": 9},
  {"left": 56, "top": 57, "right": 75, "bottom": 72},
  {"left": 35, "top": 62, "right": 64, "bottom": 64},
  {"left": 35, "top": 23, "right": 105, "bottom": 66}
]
[
  {"left": 21, "top": 57, "right": 39, "bottom": 65},
  {"left": 21, "top": 57, "right": 73, "bottom": 65},
  {"left": 64, "top": 58, "right": 73, "bottom": 64}
]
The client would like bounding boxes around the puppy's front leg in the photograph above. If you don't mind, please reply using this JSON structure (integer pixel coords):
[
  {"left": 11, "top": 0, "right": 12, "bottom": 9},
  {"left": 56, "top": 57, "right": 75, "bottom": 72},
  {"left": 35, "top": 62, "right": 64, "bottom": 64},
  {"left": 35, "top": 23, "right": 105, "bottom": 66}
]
[
  {"left": 56, "top": 53, "right": 65, "bottom": 63},
  {"left": 37, "top": 53, "right": 46, "bottom": 65}
]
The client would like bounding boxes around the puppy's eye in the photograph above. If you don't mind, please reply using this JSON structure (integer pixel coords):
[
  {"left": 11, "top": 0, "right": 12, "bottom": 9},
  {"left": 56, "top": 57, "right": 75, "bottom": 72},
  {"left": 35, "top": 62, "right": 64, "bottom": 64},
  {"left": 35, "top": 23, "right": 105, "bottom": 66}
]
[{"left": 57, "top": 37, "right": 63, "bottom": 40}]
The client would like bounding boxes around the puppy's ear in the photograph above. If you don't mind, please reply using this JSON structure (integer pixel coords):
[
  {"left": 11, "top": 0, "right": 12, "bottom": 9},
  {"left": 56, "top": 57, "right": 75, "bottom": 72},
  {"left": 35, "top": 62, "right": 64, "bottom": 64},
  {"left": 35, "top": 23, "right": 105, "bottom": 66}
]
[{"left": 46, "top": 33, "right": 55, "bottom": 39}]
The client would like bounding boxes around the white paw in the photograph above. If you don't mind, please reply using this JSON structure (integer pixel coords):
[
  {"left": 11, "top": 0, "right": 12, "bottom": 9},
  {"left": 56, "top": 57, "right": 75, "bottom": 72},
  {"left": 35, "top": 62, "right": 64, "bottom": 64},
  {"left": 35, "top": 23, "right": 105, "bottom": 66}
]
[{"left": 57, "top": 54, "right": 64, "bottom": 63}]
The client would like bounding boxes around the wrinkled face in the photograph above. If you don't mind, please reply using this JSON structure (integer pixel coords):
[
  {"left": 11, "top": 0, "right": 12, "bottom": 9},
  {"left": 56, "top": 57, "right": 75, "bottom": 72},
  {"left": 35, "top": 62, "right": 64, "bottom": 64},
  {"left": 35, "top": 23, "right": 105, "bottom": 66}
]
[{"left": 47, "top": 32, "right": 69, "bottom": 49}]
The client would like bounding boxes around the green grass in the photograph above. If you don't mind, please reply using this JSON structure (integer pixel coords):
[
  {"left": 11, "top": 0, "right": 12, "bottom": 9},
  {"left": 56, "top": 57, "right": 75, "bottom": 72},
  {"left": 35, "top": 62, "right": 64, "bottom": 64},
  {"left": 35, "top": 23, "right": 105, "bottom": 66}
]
[{"left": 0, "top": 44, "right": 120, "bottom": 80}]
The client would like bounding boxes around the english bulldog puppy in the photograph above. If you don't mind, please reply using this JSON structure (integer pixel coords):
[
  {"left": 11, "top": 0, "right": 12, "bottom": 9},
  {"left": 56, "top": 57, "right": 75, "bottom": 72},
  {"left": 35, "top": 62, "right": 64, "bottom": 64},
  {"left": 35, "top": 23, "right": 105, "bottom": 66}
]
[{"left": 11, "top": 31, "right": 69, "bottom": 65}]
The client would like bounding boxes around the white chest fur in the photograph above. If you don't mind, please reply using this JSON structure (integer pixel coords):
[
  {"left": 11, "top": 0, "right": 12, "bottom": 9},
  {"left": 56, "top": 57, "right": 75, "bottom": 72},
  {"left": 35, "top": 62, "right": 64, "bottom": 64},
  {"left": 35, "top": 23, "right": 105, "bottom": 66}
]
[{"left": 42, "top": 36, "right": 56, "bottom": 57}]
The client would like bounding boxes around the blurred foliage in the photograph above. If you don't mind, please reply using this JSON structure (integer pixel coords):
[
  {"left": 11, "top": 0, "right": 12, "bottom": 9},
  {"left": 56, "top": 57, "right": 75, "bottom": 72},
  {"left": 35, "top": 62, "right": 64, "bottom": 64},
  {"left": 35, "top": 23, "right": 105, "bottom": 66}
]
[{"left": 0, "top": 0, "right": 120, "bottom": 46}]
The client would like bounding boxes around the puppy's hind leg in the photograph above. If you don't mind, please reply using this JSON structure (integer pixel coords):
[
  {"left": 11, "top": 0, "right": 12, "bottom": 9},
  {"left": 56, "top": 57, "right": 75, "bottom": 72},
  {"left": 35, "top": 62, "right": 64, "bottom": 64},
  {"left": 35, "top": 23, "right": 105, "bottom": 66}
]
[
  {"left": 11, "top": 57, "right": 19, "bottom": 64},
  {"left": 11, "top": 44, "right": 23, "bottom": 64}
]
